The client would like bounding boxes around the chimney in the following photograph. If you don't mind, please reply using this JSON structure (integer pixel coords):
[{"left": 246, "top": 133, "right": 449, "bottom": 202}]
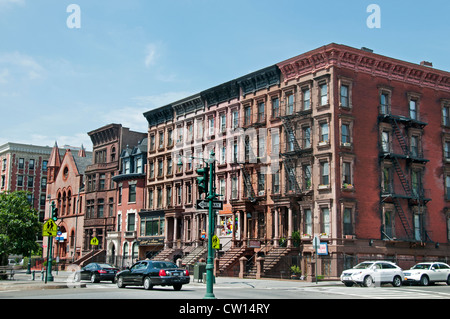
[
  {"left": 78, "top": 144, "right": 86, "bottom": 158},
  {"left": 420, "top": 61, "right": 433, "bottom": 67}
]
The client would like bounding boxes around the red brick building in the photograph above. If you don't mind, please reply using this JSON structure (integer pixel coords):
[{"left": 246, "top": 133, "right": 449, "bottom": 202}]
[
  {"left": 142, "top": 44, "right": 450, "bottom": 280},
  {"left": 45, "top": 143, "right": 92, "bottom": 263}
]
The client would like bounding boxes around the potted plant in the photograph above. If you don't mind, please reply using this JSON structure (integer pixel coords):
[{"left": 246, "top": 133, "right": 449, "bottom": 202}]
[{"left": 290, "top": 265, "right": 301, "bottom": 279}]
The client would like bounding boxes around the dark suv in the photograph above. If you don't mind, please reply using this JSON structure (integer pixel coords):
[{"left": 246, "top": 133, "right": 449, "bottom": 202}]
[{"left": 116, "top": 260, "right": 190, "bottom": 291}]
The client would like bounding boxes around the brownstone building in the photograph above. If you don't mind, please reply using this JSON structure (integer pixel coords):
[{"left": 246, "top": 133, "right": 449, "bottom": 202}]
[
  {"left": 142, "top": 44, "right": 450, "bottom": 280},
  {"left": 83, "top": 124, "right": 146, "bottom": 256}
]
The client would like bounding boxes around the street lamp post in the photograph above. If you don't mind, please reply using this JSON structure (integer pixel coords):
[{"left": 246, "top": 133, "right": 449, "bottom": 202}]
[
  {"left": 178, "top": 150, "right": 217, "bottom": 299},
  {"left": 204, "top": 150, "right": 217, "bottom": 299}
]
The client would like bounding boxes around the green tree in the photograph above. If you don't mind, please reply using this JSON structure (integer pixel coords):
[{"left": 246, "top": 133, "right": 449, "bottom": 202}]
[{"left": 0, "top": 191, "right": 41, "bottom": 266}]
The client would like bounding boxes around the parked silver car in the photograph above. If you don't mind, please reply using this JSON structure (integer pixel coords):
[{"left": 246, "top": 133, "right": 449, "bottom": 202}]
[{"left": 340, "top": 261, "right": 403, "bottom": 287}]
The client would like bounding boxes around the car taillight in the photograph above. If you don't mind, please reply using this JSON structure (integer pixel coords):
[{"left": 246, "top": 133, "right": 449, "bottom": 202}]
[
  {"left": 98, "top": 270, "right": 107, "bottom": 274},
  {"left": 184, "top": 269, "right": 189, "bottom": 276},
  {"left": 159, "top": 269, "right": 167, "bottom": 276}
]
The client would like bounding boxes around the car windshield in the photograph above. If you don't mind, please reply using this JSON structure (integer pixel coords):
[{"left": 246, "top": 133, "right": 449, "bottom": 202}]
[
  {"left": 411, "top": 264, "right": 431, "bottom": 270},
  {"left": 97, "top": 264, "right": 114, "bottom": 268},
  {"left": 353, "top": 262, "right": 374, "bottom": 269},
  {"left": 152, "top": 261, "right": 177, "bottom": 269}
]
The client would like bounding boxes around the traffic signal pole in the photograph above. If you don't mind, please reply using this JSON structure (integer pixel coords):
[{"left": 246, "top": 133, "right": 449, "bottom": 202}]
[
  {"left": 204, "top": 150, "right": 216, "bottom": 299},
  {"left": 45, "top": 201, "right": 56, "bottom": 283}
]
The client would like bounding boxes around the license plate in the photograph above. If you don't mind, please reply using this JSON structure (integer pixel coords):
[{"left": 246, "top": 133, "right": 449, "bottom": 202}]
[
  {"left": 343, "top": 277, "right": 351, "bottom": 281},
  {"left": 173, "top": 272, "right": 180, "bottom": 276}
]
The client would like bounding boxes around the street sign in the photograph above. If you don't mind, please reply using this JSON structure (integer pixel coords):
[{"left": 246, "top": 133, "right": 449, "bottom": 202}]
[
  {"left": 90, "top": 237, "right": 99, "bottom": 246},
  {"left": 317, "top": 242, "right": 328, "bottom": 255},
  {"left": 196, "top": 199, "right": 223, "bottom": 210},
  {"left": 212, "top": 235, "right": 221, "bottom": 250},
  {"left": 42, "top": 219, "right": 58, "bottom": 237}
]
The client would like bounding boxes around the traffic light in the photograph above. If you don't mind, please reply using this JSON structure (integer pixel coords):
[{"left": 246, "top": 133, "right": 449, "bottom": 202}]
[
  {"left": 196, "top": 166, "right": 208, "bottom": 195},
  {"left": 51, "top": 201, "right": 58, "bottom": 221}
]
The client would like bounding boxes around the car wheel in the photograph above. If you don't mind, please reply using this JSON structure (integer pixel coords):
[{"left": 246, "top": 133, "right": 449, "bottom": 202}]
[
  {"left": 74, "top": 273, "right": 81, "bottom": 282},
  {"left": 91, "top": 273, "right": 99, "bottom": 283},
  {"left": 420, "top": 275, "right": 429, "bottom": 286},
  {"left": 117, "top": 276, "right": 126, "bottom": 288},
  {"left": 344, "top": 282, "right": 354, "bottom": 287},
  {"left": 363, "top": 275, "right": 374, "bottom": 287},
  {"left": 447, "top": 275, "right": 450, "bottom": 285},
  {"left": 392, "top": 276, "right": 402, "bottom": 287},
  {"left": 143, "top": 277, "right": 153, "bottom": 290},
  {"left": 173, "top": 283, "right": 182, "bottom": 291}
]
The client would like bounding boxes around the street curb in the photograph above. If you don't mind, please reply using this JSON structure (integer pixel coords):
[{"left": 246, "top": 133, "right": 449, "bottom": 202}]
[{"left": 0, "top": 282, "right": 87, "bottom": 291}]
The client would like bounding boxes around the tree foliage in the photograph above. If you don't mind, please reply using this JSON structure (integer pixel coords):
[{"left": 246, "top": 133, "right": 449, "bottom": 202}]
[{"left": 0, "top": 191, "right": 41, "bottom": 265}]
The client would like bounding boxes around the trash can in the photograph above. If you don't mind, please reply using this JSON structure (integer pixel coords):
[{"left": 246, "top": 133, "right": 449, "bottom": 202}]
[{"left": 194, "top": 262, "right": 206, "bottom": 282}]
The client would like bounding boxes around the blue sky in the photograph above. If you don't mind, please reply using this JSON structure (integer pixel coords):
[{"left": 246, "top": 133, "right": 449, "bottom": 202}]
[{"left": 0, "top": 0, "right": 449, "bottom": 151}]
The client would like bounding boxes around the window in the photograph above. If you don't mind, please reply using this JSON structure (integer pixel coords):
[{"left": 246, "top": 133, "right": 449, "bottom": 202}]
[
  {"left": 157, "top": 188, "right": 163, "bottom": 208},
  {"left": 27, "top": 176, "right": 34, "bottom": 188},
  {"left": 186, "top": 123, "right": 193, "bottom": 142},
  {"left": 303, "top": 164, "right": 312, "bottom": 190},
  {"left": 410, "top": 136, "right": 419, "bottom": 157},
  {"left": 383, "top": 166, "right": 393, "bottom": 193},
  {"left": 176, "top": 184, "right": 182, "bottom": 205},
  {"left": 158, "top": 158, "right": 163, "bottom": 177},
  {"left": 97, "top": 199, "right": 104, "bottom": 218},
  {"left": 320, "top": 122, "right": 329, "bottom": 143},
  {"left": 18, "top": 158, "right": 24, "bottom": 169},
  {"left": 302, "top": 88, "right": 311, "bottom": 110},
  {"left": 150, "top": 135, "right": 155, "bottom": 150},
  {"left": 381, "top": 131, "right": 390, "bottom": 153},
  {"left": 257, "top": 171, "right": 265, "bottom": 194},
  {"left": 29, "top": 159, "right": 35, "bottom": 170},
  {"left": 219, "top": 178, "right": 226, "bottom": 198},
  {"left": 232, "top": 110, "right": 239, "bottom": 129},
  {"left": 159, "top": 131, "right": 164, "bottom": 148},
  {"left": 446, "top": 175, "right": 450, "bottom": 200},
  {"left": 148, "top": 189, "right": 153, "bottom": 209},
  {"left": 320, "top": 162, "right": 329, "bottom": 186},
  {"left": 303, "top": 126, "right": 311, "bottom": 148},
  {"left": 208, "top": 117, "right": 215, "bottom": 136},
  {"left": 136, "top": 157, "right": 143, "bottom": 173},
  {"left": 272, "top": 171, "right": 280, "bottom": 194},
  {"left": 186, "top": 182, "right": 192, "bottom": 204},
  {"left": 340, "top": 85, "right": 349, "bottom": 107},
  {"left": 140, "top": 216, "right": 164, "bottom": 237},
  {"left": 220, "top": 113, "right": 226, "bottom": 133},
  {"left": 380, "top": 92, "right": 390, "bottom": 114},
  {"left": 168, "top": 128, "right": 173, "bottom": 146},
  {"left": 341, "top": 124, "right": 350, "bottom": 145},
  {"left": 118, "top": 186, "right": 122, "bottom": 204},
  {"left": 445, "top": 141, "right": 450, "bottom": 161},
  {"left": 443, "top": 104, "right": 450, "bottom": 126},
  {"left": 244, "top": 106, "right": 251, "bottom": 126},
  {"left": 42, "top": 160, "right": 48, "bottom": 171},
  {"left": 257, "top": 101, "right": 265, "bottom": 122},
  {"left": 166, "top": 186, "right": 172, "bottom": 207},
  {"left": 127, "top": 213, "right": 135, "bottom": 232},
  {"left": 321, "top": 207, "right": 330, "bottom": 235},
  {"left": 343, "top": 162, "right": 352, "bottom": 185},
  {"left": 231, "top": 175, "right": 238, "bottom": 199},
  {"left": 409, "top": 99, "right": 417, "bottom": 120},
  {"left": 304, "top": 209, "right": 312, "bottom": 235},
  {"left": 167, "top": 158, "right": 173, "bottom": 175},
  {"left": 99, "top": 173, "right": 105, "bottom": 190},
  {"left": 286, "top": 93, "right": 294, "bottom": 115},
  {"left": 271, "top": 130, "right": 280, "bottom": 154},
  {"left": 343, "top": 208, "right": 353, "bottom": 235},
  {"left": 149, "top": 161, "right": 154, "bottom": 178},
  {"left": 272, "top": 97, "right": 279, "bottom": 118},
  {"left": 129, "top": 184, "right": 136, "bottom": 202},
  {"left": 320, "top": 83, "right": 328, "bottom": 106}
]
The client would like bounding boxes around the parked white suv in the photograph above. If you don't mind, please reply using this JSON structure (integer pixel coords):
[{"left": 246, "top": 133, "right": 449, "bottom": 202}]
[
  {"left": 403, "top": 262, "right": 450, "bottom": 286},
  {"left": 340, "top": 261, "right": 403, "bottom": 287}
]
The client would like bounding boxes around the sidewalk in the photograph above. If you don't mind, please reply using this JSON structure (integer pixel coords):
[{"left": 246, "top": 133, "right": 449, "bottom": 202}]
[{"left": 0, "top": 270, "right": 341, "bottom": 292}]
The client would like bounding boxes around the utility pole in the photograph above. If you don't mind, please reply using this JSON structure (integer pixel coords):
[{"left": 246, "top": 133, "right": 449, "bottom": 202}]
[{"left": 204, "top": 150, "right": 218, "bottom": 299}]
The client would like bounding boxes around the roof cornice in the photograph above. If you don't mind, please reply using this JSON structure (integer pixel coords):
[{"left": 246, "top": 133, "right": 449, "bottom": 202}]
[{"left": 277, "top": 43, "right": 450, "bottom": 91}]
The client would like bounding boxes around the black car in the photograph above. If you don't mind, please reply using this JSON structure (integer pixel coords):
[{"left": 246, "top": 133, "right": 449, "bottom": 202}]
[
  {"left": 74, "top": 263, "right": 119, "bottom": 283},
  {"left": 116, "top": 260, "right": 190, "bottom": 291}
]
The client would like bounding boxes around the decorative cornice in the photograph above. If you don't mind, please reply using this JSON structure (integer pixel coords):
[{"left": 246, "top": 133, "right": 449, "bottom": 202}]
[
  {"left": 143, "top": 104, "right": 174, "bottom": 127},
  {"left": 277, "top": 43, "right": 450, "bottom": 91}
]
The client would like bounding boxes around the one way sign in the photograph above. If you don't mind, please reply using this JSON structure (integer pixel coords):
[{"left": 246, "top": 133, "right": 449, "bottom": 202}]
[{"left": 196, "top": 199, "right": 223, "bottom": 210}]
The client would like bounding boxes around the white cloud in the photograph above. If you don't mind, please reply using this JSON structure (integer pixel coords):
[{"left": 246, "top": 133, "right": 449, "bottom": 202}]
[
  {"left": 133, "top": 91, "right": 193, "bottom": 107},
  {"left": 0, "top": 0, "right": 24, "bottom": 9},
  {"left": 145, "top": 43, "right": 159, "bottom": 68},
  {"left": 0, "top": 52, "right": 45, "bottom": 81}
]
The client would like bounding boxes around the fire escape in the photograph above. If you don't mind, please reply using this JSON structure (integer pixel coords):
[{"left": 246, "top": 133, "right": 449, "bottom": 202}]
[{"left": 379, "top": 113, "right": 430, "bottom": 242}]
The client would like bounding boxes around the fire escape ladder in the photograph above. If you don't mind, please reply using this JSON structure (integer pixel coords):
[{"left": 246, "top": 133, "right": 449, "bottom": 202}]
[
  {"left": 392, "top": 197, "right": 414, "bottom": 240},
  {"left": 390, "top": 118, "right": 409, "bottom": 156},
  {"left": 241, "top": 164, "right": 256, "bottom": 201},
  {"left": 281, "top": 116, "right": 302, "bottom": 153},
  {"left": 392, "top": 157, "right": 412, "bottom": 197},
  {"left": 282, "top": 155, "right": 302, "bottom": 194}
]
